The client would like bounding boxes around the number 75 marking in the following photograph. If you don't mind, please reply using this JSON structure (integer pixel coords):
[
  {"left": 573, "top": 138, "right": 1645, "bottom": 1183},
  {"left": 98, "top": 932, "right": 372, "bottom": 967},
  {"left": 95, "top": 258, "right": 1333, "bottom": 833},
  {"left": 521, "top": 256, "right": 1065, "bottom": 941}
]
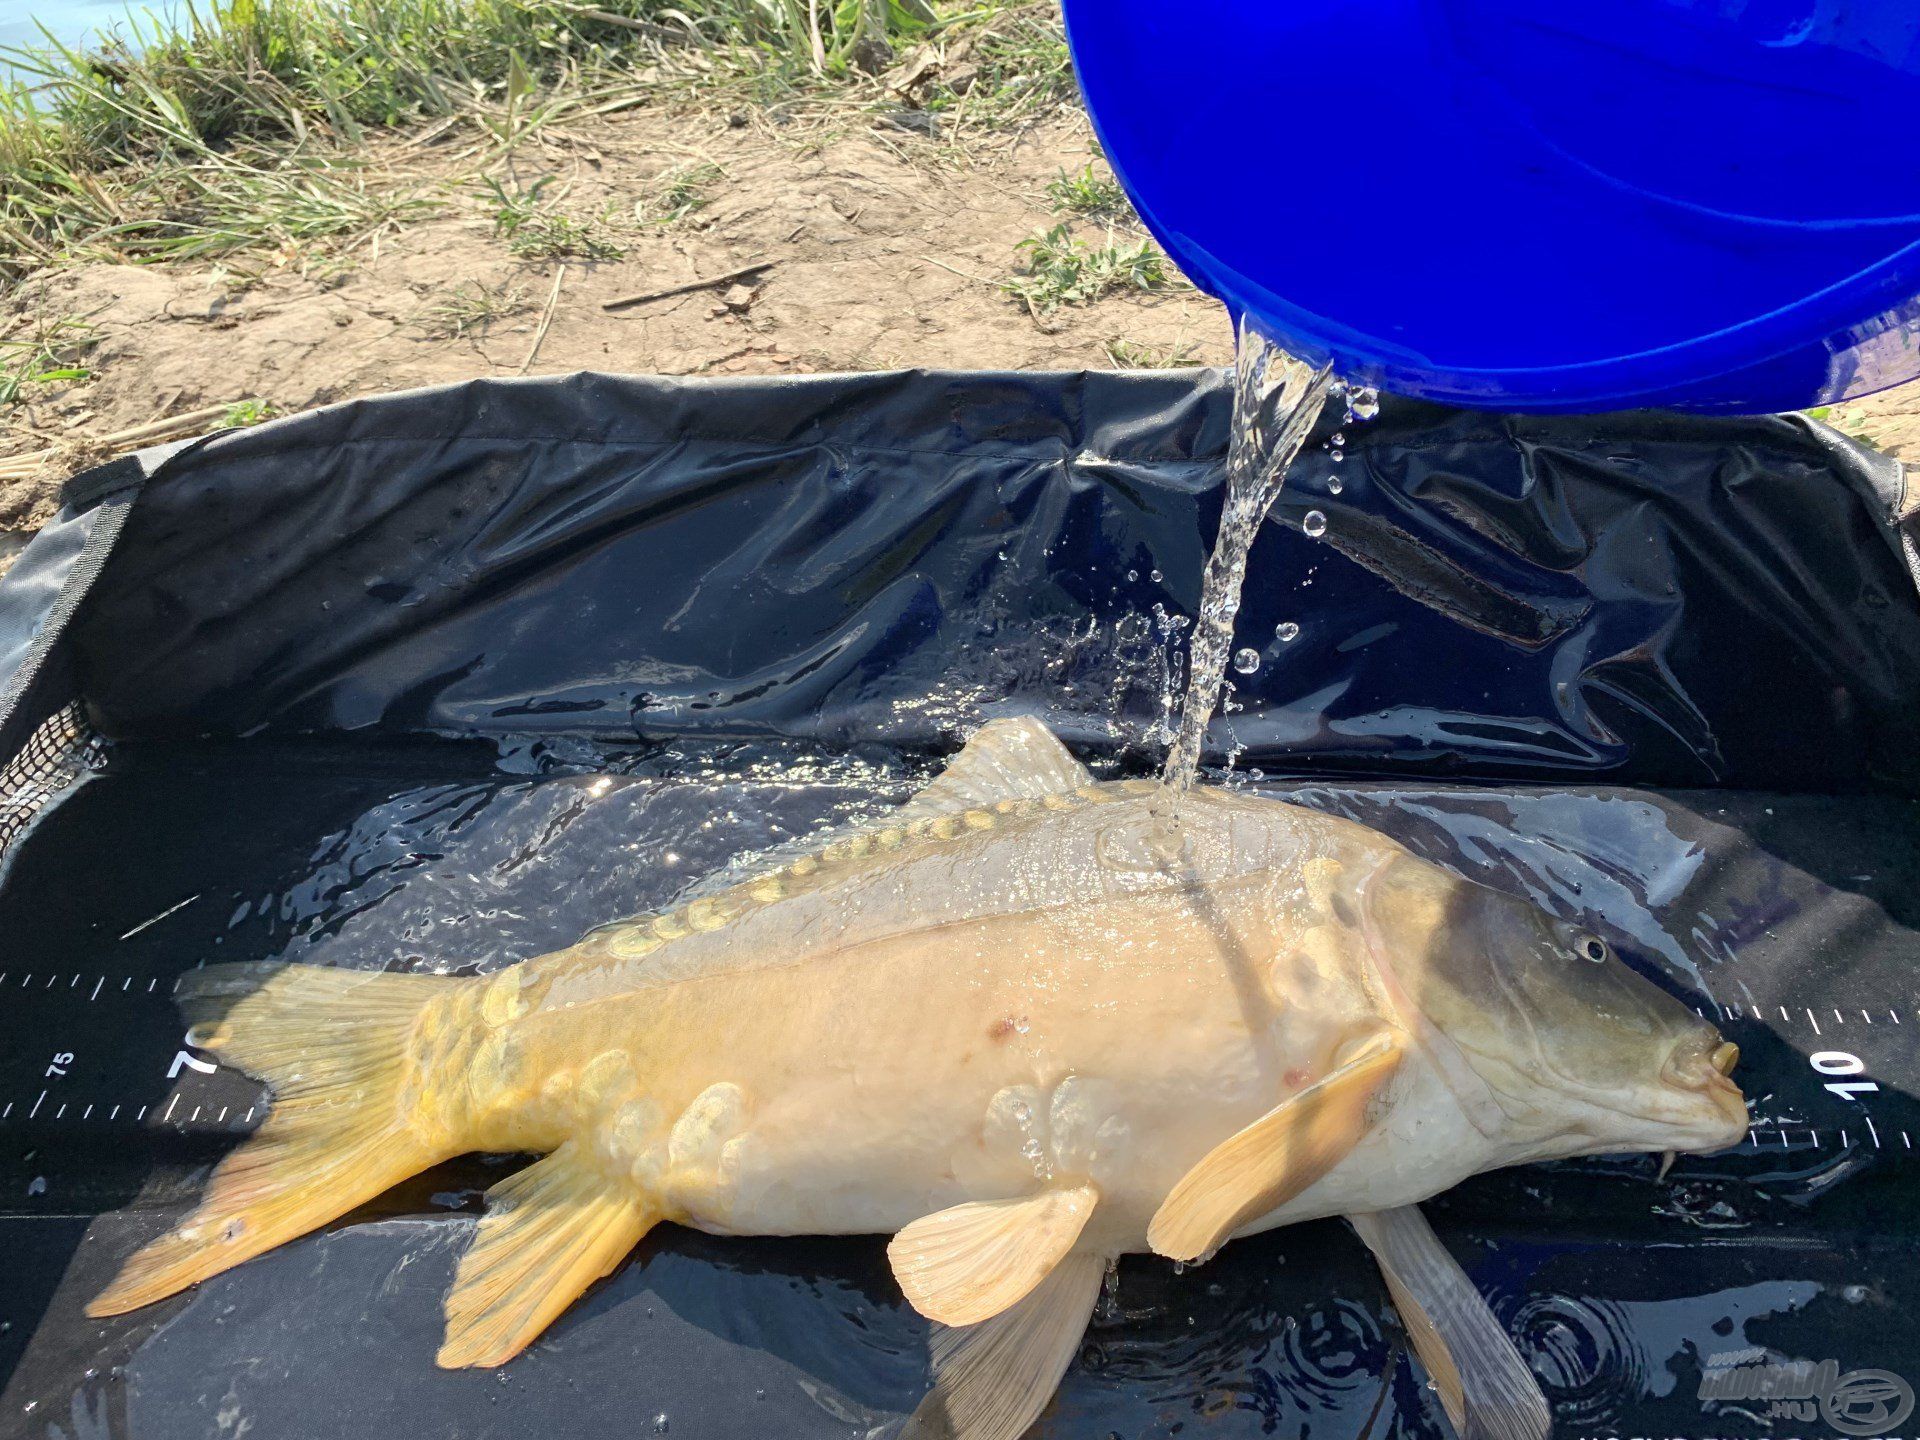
[{"left": 1811, "top": 1051, "right": 1879, "bottom": 1100}]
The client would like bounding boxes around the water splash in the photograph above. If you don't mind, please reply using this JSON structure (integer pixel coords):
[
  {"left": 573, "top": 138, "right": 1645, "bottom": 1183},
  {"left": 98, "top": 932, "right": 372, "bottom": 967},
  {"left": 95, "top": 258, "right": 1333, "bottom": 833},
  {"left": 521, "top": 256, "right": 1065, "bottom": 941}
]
[{"left": 1158, "top": 322, "right": 1336, "bottom": 802}]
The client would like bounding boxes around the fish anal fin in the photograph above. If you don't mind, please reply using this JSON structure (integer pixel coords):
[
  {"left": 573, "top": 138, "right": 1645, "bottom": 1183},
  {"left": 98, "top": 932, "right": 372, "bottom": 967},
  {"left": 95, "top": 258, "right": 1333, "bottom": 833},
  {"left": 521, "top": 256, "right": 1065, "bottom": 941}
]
[
  {"left": 437, "top": 1142, "right": 657, "bottom": 1368},
  {"left": 1350, "top": 1206, "right": 1551, "bottom": 1440},
  {"left": 902, "top": 717, "right": 1092, "bottom": 820},
  {"left": 888, "top": 1183, "right": 1098, "bottom": 1327},
  {"left": 1148, "top": 1029, "right": 1403, "bottom": 1262},
  {"left": 902, "top": 1250, "right": 1105, "bottom": 1440}
]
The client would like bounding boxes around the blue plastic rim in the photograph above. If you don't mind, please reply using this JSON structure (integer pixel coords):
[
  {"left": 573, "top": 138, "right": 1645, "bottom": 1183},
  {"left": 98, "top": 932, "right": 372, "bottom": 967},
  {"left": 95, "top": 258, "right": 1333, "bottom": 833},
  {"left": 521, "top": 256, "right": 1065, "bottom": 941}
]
[{"left": 1063, "top": 0, "right": 1920, "bottom": 413}]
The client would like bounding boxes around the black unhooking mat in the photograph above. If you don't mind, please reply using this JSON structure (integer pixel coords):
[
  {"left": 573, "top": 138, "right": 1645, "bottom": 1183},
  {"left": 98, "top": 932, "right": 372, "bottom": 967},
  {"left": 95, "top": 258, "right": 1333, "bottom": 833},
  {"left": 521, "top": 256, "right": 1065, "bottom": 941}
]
[{"left": 2, "top": 369, "right": 1919, "bottom": 1440}]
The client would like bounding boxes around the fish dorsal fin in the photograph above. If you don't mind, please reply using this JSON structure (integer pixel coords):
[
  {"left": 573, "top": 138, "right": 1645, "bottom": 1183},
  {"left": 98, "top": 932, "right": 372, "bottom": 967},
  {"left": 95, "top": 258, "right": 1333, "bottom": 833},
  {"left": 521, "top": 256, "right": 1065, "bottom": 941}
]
[
  {"left": 1349, "top": 1206, "right": 1551, "bottom": 1440},
  {"left": 900, "top": 717, "right": 1093, "bottom": 821},
  {"left": 888, "top": 1183, "right": 1099, "bottom": 1327},
  {"left": 901, "top": 1250, "right": 1106, "bottom": 1440},
  {"left": 1148, "top": 1028, "right": 1404, "bottom": 1262}
]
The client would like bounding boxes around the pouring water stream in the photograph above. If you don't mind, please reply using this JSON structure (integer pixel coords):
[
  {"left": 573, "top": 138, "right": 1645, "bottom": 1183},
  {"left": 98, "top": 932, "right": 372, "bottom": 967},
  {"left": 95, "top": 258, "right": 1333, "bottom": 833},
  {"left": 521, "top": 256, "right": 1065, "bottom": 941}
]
[{"left": 1155, "top": 324, "right": 1342, "bottom": 811}]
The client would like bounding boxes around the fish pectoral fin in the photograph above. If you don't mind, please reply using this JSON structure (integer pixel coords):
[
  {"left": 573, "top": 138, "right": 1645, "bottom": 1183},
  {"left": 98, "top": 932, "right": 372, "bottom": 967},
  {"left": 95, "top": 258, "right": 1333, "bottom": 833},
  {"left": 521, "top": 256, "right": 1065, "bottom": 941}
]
[
  {"left": 901, "top": 1250, "right": 1105, "bottom": 1440},
  {"left": 901, "top": 716, "right": 1093, "bottom": 819},
  {"left": 1148, "top": 1028, "right": 1403, "bottom": 1263},
  {"left": 888, "top": 1183, "right": 1099, "bottom": 1327},
  {"left": 1349, "top": 1206, "right": 1551, "bottom": 1440},
  {"left": 437, "top": 1142, "right": 657, "bottom": 1369}
]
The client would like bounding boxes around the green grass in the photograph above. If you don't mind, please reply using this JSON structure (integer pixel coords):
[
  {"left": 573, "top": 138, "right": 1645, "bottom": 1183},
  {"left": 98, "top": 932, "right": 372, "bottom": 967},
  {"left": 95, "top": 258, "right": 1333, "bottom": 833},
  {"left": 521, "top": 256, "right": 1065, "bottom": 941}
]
[
  {"left": 0, "top": 0, "right": 956, "bottom": 280},
  {"left": 1003, "top": 222, "right": 1184, "bottom": 316},
  {"left": 636, "top": 160, "right": 726, "bottom": 226},
  {"left": 1104, "top": 337, "right": 1200, "bottom": 370},
  {"left": 0, "top": 312, "right": 98, "bottom": 403},
  {"left": 482, "top": 176, "right": 626, "bottom": 260},
  {"left": 407, "top": 278, "right": 529, "bottom": 338},
  {"left": 1046, "top": 162, "right": 1126, "bottom": 217},
  {"left": 220, "top": 397, "right": 275, "bottom": 426}
]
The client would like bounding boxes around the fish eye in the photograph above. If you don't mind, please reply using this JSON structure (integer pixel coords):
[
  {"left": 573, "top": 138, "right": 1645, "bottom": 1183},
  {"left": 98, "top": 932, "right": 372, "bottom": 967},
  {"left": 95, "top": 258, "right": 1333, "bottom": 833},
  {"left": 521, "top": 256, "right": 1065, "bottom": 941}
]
[{"left": 1574, "top": 933, "right": 1610, "bottom": 964}]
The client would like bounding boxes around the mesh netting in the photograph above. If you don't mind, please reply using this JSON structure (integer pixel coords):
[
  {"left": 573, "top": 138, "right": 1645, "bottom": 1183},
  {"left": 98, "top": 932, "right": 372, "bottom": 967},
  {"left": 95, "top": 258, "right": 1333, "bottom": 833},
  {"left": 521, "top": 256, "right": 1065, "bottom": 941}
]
[{"left": 0, "top": 701, "right": 99, "bottom": 862}]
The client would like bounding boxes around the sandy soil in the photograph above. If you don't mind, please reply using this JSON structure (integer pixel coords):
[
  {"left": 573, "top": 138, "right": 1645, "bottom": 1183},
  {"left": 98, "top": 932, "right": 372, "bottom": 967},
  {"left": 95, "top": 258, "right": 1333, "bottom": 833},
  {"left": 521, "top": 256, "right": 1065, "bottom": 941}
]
[{"left": 3, "top": 95, "right": 1915, "bottom": 573}]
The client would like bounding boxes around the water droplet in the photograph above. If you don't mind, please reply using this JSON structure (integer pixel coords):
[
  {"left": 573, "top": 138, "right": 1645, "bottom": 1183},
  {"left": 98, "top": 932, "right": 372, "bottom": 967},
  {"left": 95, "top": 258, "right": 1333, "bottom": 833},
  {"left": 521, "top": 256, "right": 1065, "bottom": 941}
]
[
  {"left": 1327, "top": 474, "right": 1344, "bottom": 494},
  {"left": 1149, "top": 568, "right": 1163, "bottom": 584},
  {"left": 1347, "top": 386, "right": 1381, "bottom": 422},
  {"left": 26, "top": 1176, "right": 46, "bottom": 1197},
  {"left": 1126, "top": 569, "right": 1138, "bottom": 582},
  {"left": 1302, "top": 510, "right": 1327, "bottom": 538},
  {"left": 1232, "top": 649, "right": 1260, "bottom": 675},
  {"left": 653, "top": 1414, "right": 670, "bottom": 1434},
  {"left": 1331, "top": 430, "right": 1346, "bottom": 447},
  {"left": 1275, "top": 621, "right": 1300, "bottom": 643}
]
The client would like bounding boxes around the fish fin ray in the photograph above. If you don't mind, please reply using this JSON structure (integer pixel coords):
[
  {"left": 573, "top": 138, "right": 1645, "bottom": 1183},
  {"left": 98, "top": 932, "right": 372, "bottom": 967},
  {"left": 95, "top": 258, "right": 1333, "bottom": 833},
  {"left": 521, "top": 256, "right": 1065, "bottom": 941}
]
[
  {"left": 88, "top": 963, "right": 458, "bottom": 1316},
  {"left": 888, "top": 1183, "right": 1098, "bottom": 1326},
  {"left": 901, "top": 1250, "right": 1105, "bottom": 1440},
  {"left": 1350, "top": 1206, "right": 1551, "bottom": 1440},
  {"left": 901, "top": 717, "right": 1092, "bottom": 819},
  {"left": 1147, "top": 1028, "right": 1403, "bottom": 1262},
  {"left": 437, "top": 1142, "right": 656, "bottom": 1368}
]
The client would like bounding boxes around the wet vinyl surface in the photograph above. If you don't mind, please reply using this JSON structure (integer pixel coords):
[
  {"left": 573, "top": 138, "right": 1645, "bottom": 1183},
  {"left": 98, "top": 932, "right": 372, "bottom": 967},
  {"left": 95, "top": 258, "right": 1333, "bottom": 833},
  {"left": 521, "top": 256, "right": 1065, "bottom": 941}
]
[{"left": 0, "top": 737, "right": 1916, "bottom": 1440}]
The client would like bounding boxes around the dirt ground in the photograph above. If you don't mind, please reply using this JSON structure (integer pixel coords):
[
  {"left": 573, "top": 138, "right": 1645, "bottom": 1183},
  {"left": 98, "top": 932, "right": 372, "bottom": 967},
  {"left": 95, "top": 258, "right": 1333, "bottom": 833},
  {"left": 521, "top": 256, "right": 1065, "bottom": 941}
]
[
  {"left": 0, "top": 103, "right": 1227, "bottom": 567},
  {"left": 3, "top": 92, "right": 1916, "bottom": 574}
]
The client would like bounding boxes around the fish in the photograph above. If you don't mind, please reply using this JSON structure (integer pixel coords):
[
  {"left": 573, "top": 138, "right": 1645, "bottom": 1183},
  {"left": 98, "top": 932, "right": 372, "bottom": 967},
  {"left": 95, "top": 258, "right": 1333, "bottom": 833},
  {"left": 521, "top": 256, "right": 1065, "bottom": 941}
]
[{"left": 88, "top": 717, "right": 1747, "bottom": 1440}]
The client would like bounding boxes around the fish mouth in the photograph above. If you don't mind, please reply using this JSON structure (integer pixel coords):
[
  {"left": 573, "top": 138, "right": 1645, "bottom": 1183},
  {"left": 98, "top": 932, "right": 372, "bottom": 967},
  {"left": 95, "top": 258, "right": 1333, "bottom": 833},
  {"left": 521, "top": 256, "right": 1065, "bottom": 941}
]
[{"left": 1648, "top": 1034, "right": 1749, "bottom": 1152}]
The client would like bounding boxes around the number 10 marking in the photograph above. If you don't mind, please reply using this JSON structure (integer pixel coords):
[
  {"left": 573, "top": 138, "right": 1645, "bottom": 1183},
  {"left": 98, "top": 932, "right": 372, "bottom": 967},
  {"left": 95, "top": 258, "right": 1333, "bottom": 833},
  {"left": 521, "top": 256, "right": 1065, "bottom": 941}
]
[{"left": 1811, "top": 1050, "right": 1879, "bottom": 1100}]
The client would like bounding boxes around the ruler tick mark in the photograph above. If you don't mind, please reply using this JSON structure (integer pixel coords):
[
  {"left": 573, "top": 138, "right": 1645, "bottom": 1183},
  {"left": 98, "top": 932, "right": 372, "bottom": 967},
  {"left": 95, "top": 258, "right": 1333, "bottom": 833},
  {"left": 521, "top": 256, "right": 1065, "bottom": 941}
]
[
  {"left": 1834, "top": 1008, "right": 1845, "bottom": 1024},
  {"left": 28, "top": 1089, "right": 46, "bottom": 1119},
  {"left": 1807, "top": 1009, "right": 1822, "bottom": 1035},
  {"left": 82, "top": 1104, "right": 91, "bottom": 1119},
  {"left": 109, "top": 1105, "right": 119, "bottom": 1120},
  {"left": 189, "top": 1106, "right": 200, "bottom": 1123},
  {"left": 218, "top": 1106, "right": 228, "bottom": 1122},
  {"left": 89, "top": 975, "right": 103, "bottom": 1002},
  {"left": 2, "top": 1103, "right": 10, "bottom": 1119},
  {"left": 146, "top": 978, "right": 156, "bottom": 993},
  {"left": 1863, "top": 1010, "right": 1874, "bottom": 1024},
  {"left": 163, "top": 1095, "right": 178, "bottom": 1123},
  {"left": 1867, "top": 1115, "right": 1882, "bottom": 1148}
]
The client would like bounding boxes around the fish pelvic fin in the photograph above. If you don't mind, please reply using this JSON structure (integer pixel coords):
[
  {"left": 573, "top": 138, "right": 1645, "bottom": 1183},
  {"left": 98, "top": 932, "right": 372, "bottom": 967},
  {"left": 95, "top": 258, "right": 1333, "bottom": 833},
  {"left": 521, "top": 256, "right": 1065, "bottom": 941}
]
[
  {"left": 1350, "top": 1206, "right": 1552, "bottom": 1440},
  {"left": 88, "top": 962, "right": 462, "bottom": 1317},
  {"left": 888, "top": 1183, "right": 1099, "bottom": 1327},
  {"left": 902, "top": 716, "right": 1092, "bottom": 820},
  {"left": 1148, "top": 1027, "right": 1404, "bottom": 1263},
  {"left": 437, "top": 1141, "right": 657, "bottom": 1368},
  {"left": 901, "top": 1249, "right": 1105, "bottom": 1440}
]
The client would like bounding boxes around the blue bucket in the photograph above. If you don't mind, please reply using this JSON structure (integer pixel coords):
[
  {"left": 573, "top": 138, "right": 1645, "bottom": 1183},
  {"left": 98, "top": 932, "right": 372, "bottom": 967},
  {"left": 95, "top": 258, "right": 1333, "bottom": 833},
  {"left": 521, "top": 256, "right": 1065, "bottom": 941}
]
[{"left": 1062, "top": 0, "right": 1920, "bottom": 413}]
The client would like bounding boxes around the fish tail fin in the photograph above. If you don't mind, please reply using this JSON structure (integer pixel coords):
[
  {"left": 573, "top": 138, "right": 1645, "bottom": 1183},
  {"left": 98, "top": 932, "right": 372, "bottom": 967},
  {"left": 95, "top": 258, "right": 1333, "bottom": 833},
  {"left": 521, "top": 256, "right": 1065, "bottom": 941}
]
[{"left": 88, "top": 962, "right": 464, "bottom": 1316}]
